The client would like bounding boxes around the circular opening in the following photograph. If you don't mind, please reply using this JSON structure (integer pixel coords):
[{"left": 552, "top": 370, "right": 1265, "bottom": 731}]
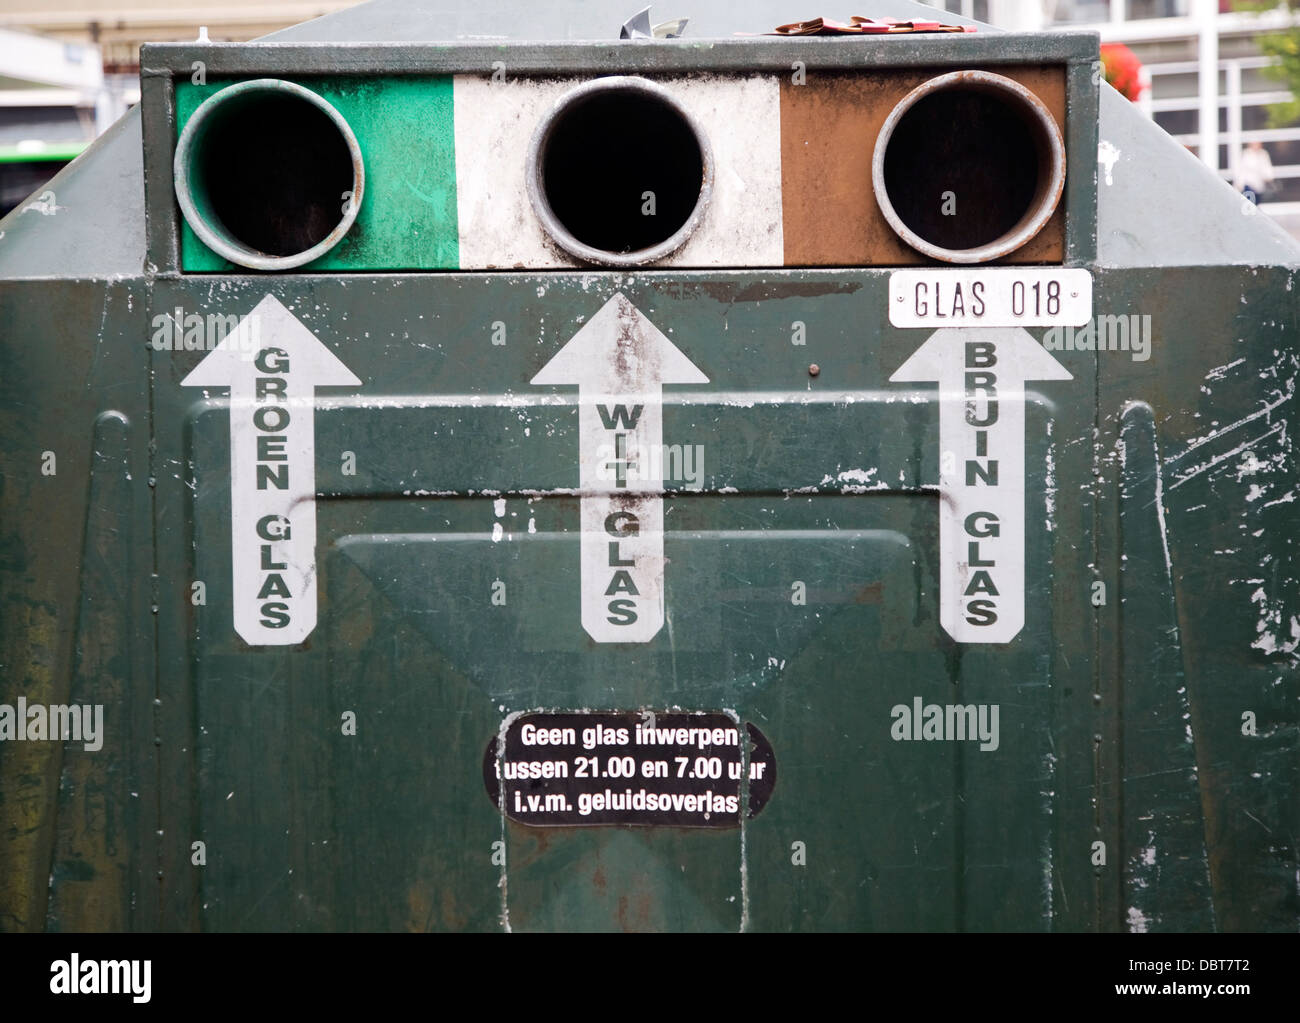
[
  {"left": 528, "top": 77, "right": 713, "bottom": 266},
  {"left": 174, "top": 80, "right": 364, "bottom": 271},
  {"left": 872, "top": 71, "right": 1065, "bottom": 264}
]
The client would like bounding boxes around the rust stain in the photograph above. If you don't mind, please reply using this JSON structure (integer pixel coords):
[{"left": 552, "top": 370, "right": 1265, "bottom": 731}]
[
  {"left": 334, "top": 590, "right": 375, "bottom": 649},
  {"left": 853, "top": 581, "right": 885, "bottom": 605},
  {"left": 0, "top": 600, "right": 63, "bottom": 931},
  {"left": 779, "top": 66, "right": 1067, "bottom": 266},
  {"left": 405, "top": 856, "right": 470, "bottom": 931},
  {"left": 504, "top": 820, "right": 554, "bottom": 868},
  {"left": 615, "top": 890, "right": 653, "bottom": 932},
  {"left": 727, "top": 280, "right": 863, "bottom": 302},
  {"left": 441, "top": 887, "right": 466, "bottom": 931}
]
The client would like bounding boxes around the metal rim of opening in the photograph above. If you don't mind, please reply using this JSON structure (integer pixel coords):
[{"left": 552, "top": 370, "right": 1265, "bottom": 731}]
[
  {"left": 526, "top": 76, "right": 715, "bottom": 267},
  {"left": 173, "top": 78, "right": 365, "bottom": 271},
  {"left": 871, "top": 70, "right": 1066, "bottom": 265}
]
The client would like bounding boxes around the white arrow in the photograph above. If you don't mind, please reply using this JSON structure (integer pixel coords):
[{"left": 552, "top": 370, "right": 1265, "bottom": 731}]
[
  {"left": 182, "top": 294, "right": 360, "bottom": 646},
  {"left": 532, "top": 293, "right": 708, "bottom": 643},
  {"left": 891, "top": 327, "right": 1071, "bottom": 644}
]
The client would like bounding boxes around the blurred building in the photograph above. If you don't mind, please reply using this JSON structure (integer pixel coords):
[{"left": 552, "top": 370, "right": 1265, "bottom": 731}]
[
  {"left": 0, "top": 27, "right": 107, "bottom": 214},
  {"left": 0, "top": 1, "right": 358, "bottom": 70},
  {"left": 0, "top": 0, "right": 357, "bottom": 213},
  {"left": 2, "top": 0, "right": 1300, "bottom": 231},
  {"left": 926, "top": 0, "right": 1300, "bottom": 235}
]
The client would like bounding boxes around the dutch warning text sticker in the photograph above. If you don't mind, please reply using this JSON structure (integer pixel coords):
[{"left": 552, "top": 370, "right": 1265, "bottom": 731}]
[
  {"left": 484, "top": 711, "right": 777, "bottom": 828},
  {"left": 890, "top": 268, "right": 1093, "bottom": 328}
]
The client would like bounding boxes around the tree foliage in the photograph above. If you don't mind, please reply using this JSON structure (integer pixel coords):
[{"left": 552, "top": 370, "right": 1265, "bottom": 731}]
[{"left": 1238, "top": 0, "right": 1300, "bottom": 126}]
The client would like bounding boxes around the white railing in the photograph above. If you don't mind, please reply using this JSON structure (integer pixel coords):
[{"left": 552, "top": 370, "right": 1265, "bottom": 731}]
[
  {"left": 1141, "top": 55, "right": 1300, "bottom": 188},
  {"left": 1050, "top": 3, "right": 1299, "bottom": 42}
]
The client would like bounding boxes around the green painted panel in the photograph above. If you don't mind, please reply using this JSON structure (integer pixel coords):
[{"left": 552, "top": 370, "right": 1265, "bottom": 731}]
[
  {"left": 176, "top": 76, "right": 458, "bottom": 271},
  {"left": 4, "top": 265, "right": 1296, "bottom": 933},
  {"left": 155, "top": 272, "right": 1075, "bottom": 931}
]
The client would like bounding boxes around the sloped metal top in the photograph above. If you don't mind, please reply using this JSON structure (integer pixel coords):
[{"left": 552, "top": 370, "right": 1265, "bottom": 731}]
[
  {"left": 1096, "top": 85, "right": 1300, "bottom": 267},
  {"left": 0, "top": 110, "right": 144, "bottom": 279},
  {"left": 0, "top": 0, "right": 1295, "bottom": 278},
  {"left": 264, "top": 0, "right": 992, "bottom": 42}
]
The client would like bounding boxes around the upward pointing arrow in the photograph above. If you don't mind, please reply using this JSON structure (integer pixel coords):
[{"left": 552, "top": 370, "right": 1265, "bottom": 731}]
[
  {"left": 891, "top": 327, "right": 1071, "bottom": 645},
  {"left": 532, "top": 292, "right": 708, "bottom": 643},
  {"left": 183, "top": 294, "right": 361, "bottom": 647}
]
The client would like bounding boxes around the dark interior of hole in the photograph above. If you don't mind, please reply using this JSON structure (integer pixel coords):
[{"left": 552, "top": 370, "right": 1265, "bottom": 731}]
[
  {"left": 196, "top": 94, "right": 353, "bottom": 258},
  {"left": 540, "top": 91, "right": 704, "bottom": 254},
  {"left": 882, "top": 89, "right": 1043, "bottom": 252}
]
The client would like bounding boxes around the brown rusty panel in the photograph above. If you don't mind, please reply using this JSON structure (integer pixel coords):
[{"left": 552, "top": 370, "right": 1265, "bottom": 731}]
[
  {"left": 45, "top": 412, "right": 140, "bottom": 932},
  {"left": 0, "top": 287, "right": 100, "bottom": 933},
  {"left": 779, "top": 66, "right": 1067, "bottom": 266}
]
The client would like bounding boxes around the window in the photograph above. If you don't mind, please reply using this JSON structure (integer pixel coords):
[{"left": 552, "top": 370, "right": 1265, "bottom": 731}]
[
  {"left": 925, "top": 0, "right": 992, "bottom": 22},
  {"left": 1045, "top": 0, "right": 1190, "bottom": 23}
]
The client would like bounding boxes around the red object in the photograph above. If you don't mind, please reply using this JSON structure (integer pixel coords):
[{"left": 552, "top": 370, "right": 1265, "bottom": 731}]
[
  {"left": 768, "top": 15, "right": 974, "bottom": 35},
  {"left": 1101, "top": 43, "right": 1147, "bottom": 103}
]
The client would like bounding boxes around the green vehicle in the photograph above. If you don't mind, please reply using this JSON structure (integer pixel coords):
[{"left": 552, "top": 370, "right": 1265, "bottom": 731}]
[{"left": 0, "top": 142, "right": 83, "bottom": 217}]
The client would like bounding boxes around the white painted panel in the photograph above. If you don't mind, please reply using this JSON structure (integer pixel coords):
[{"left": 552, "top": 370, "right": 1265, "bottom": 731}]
[
  {"left": 665, "top": 73, "right": 784, "bottom": 268},
  {"left": 454, "top": 75, "right": 574, "bottom": 269},
  {"left": 454, "top": 73, "right": 783, "bottom": 269}
]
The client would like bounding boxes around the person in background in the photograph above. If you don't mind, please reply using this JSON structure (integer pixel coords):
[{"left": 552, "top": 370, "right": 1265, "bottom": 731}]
[{"left": 1236, "top": 140, "right": 1275, "bottom": 206}]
